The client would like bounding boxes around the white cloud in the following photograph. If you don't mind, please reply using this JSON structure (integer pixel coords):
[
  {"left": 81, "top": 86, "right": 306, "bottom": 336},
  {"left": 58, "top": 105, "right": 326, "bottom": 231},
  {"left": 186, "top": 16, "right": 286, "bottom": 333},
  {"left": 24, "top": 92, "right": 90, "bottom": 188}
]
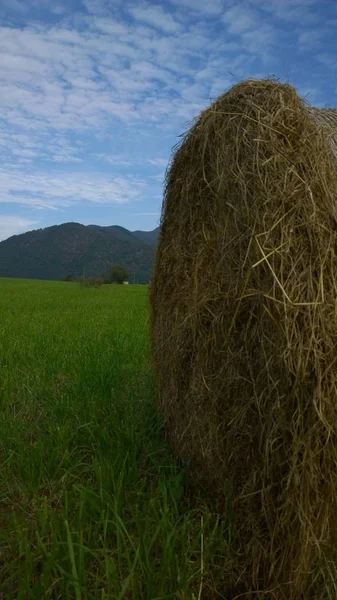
[
  {"left": 298, "top": 30, "right": 323, "bottom": 50},
  {"left": 220, "top": 5, "right": 277, "bottom": 59},
  {"left": 253, "top": 0, "right": 319, "bottom": 23},
  {"left": 241, "top": 24, "right": 276, "bottom": 55},
  {"left": 0, "top": 215, "right": 39, "bottom": 241},
  {"left": 222, "top": 5, "right": 257, "bottom": 34},
  {"left": 316, "top": 53, "right": 337, "bottom": 69},
  {"left": 0, "top": 130, "right": 82, "bottom": 165},
  {"left": 94, "top": 154, "right": 133, "bottom": 166},
  {"left": 0, "top": 0, "right": 28, "bottom": 13},
  {"left": 169, "top": 0, "right": 223, "bottom": 15},
  {"left": 128, "top": 4, "right": 182, "bottom": 34},
  {"left": 0, "top": 21, "right": 215, "bottom": 138},
  {"left": 0, "top": 169, "right": 147, "bottom": 209},
  {"left": 150, "top": 173, "right": 165, "bottom": 183},
  {"left": 83, "top": 0, "right": 122, "bottom": 17},
  {"left": 148, "top": 158, "right": 168, "bottom": 167},
  {"left": 0, "top": 0, "right": 333, "bottom": 229}
]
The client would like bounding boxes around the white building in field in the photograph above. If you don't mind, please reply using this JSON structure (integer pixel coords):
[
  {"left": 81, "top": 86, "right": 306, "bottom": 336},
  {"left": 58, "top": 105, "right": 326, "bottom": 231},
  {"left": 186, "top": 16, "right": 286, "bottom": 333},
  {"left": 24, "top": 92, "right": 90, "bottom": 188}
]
[{"left": 123, "top": 280, "right": 129, "bottom": 285}]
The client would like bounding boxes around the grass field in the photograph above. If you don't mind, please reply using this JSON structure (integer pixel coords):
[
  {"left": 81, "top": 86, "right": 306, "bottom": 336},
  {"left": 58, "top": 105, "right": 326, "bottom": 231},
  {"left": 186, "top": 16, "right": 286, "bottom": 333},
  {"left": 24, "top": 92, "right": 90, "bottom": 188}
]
[{"left": 0, "top": 279, "right": 230, "bottom": 600}]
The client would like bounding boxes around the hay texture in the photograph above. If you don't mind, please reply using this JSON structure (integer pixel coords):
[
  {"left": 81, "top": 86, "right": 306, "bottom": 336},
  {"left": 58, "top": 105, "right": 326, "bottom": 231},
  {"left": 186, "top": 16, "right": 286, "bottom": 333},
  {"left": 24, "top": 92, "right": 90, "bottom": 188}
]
[{"left": 149, "top": 79, "right": 337, "bottom": 599}]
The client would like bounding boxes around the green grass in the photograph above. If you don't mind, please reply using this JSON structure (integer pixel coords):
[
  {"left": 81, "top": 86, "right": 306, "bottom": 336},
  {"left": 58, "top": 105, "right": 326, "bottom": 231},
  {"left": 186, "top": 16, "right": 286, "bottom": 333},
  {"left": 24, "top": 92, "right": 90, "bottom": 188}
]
[{"left": 0, "top": 279, "right": 231, "bottom": 600}]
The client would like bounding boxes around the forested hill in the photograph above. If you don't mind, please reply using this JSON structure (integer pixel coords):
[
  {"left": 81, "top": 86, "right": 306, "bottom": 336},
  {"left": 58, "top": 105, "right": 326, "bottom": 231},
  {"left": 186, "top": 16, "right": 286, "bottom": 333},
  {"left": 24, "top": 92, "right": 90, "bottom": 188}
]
[{"left": 0, "top": 222, "right": 159, "bottom": 283}]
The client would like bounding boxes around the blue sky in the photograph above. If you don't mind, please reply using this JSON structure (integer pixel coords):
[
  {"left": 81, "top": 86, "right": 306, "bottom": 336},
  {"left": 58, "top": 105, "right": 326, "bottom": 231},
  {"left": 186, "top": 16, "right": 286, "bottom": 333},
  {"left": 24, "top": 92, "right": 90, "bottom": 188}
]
[{"left": 0, "top": 0, "right": 336, "bottom": 241}]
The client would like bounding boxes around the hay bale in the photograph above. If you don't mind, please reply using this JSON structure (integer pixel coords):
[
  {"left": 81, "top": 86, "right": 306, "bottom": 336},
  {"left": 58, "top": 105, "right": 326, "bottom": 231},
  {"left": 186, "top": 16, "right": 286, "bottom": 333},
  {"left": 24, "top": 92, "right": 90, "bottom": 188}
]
[{"left": 149, "top": 79, "right": 337, "bottom": 599}]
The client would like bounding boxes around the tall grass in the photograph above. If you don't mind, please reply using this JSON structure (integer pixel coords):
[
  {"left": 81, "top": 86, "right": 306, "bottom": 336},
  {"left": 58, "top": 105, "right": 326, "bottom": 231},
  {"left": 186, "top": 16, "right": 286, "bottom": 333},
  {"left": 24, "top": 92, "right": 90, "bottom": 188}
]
[{"left": 0, "top": 279, "right": 231, "bottom": 600}]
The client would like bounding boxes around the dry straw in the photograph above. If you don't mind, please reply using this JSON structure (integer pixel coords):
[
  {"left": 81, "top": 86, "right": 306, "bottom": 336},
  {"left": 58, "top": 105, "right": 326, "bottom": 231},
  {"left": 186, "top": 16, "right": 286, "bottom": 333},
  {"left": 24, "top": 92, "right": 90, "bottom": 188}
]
[{"left": 150, "top": 79, "right": 337, "bottom": 599}]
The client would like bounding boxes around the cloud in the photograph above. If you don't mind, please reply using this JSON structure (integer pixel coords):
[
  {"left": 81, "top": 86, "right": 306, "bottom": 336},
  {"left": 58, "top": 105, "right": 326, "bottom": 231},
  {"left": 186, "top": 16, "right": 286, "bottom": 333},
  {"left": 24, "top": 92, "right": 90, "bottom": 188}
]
[
  {"left": 148, "top": 158, "right": 168, "bottom": 167},
  {"left": 94, "top": 154, "right": 133, "bottom": 166},
  {"left": 150, "top": 173, "right": 165, "bottom": 182},
  {"left": 0, "top": 1, "right": 283, "bottom": 149},
  {"left": 128, "top": 4, "right": 182, "bottom": 34},
  {"left": 298, "top": 30, "right": 323, "bottom": 50},
  {"left": 0, "top": 0, "right": 334, "bottom": 231},
  {"left": 0, "top": 169, "right": 147, "bottom": 209},
  {"left": 169, "top": 0, "right": 224, "bottom": 15},
  {"left": 0, "top": 0, "right": 331, "bottom": 145},
  {"left": 0, "top": 12, "right": 220, "bottom": 220},
  {"left": 83, "top": 0, "right": 121, "bottom": 17},
  {"left": 220, "top": 5, "right": 277, "bottom": 59},
  {"left": 0, "top": 27, "right": 137, "bottom": 131},
  {"left": 0, "top": 0, "right": 29, "bottom": 13},
  {"left": 241, "top": 24, "right": 276, "bottom": 55},
  {"left": 0, "top": 20, "right": 216, "bottom": 138},
  {"left": 316, "top": 53, "right": 337, "bottom": 69},
  {"left": 222, "top": 5, "right": 258, "bottom": 34},
  {"left": 0, "top": 215, "right": 39, "bottom": 241},
  {"left": 0, "top": 130, "right": 83, "bottom": 165},
  {"left": 251, "top": 0, "right": 318, "bottom": 23}
]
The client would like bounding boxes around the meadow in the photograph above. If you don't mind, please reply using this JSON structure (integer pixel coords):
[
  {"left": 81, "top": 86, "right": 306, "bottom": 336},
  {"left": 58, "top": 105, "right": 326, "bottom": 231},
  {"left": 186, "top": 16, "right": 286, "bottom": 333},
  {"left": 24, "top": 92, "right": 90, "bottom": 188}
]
[{"left": 0, "top": 279, "right": 230, "bottom": 600}]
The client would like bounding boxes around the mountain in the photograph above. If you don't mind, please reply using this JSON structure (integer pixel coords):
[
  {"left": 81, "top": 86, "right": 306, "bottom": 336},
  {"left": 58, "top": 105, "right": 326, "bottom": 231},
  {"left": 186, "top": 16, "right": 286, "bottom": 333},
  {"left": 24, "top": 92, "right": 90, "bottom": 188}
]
[
  {"left": 132, "top": 228, "right": 160, "bottom": 245},
  {"left": 0, "top": 222, "right": 160, "bottom": 283}
]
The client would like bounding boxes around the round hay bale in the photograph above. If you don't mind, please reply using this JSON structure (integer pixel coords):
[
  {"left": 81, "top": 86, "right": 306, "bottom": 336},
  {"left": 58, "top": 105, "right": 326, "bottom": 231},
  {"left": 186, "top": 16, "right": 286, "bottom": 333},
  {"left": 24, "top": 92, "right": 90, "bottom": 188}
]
[{"left": 149, "top": 79, "right": 337, "bottom": 599}]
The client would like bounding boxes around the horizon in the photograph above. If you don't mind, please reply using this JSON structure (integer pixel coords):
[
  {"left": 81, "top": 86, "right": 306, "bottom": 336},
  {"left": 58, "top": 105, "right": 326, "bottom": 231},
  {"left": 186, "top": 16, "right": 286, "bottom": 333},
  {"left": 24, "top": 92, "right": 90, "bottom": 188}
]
[
  {"left": 0, "top": 0, "right": 336, "bottom": 242},
  {"left": 0, "top": 220, "right": 159, "bottom": 243}
]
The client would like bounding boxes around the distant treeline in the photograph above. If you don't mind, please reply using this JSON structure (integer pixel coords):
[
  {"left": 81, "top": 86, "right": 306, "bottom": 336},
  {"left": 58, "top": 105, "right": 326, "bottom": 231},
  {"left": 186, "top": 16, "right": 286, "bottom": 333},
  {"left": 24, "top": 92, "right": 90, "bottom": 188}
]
[{"left": 62, "top": 264, "right": 130, "bottom": 287}]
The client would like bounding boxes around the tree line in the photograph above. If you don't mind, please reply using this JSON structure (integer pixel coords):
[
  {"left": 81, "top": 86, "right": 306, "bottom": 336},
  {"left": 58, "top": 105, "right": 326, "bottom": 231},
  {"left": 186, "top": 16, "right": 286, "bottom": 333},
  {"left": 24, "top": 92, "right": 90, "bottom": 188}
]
[{"left": 62, "top": 264, "right": 129, "bottom": 287}]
